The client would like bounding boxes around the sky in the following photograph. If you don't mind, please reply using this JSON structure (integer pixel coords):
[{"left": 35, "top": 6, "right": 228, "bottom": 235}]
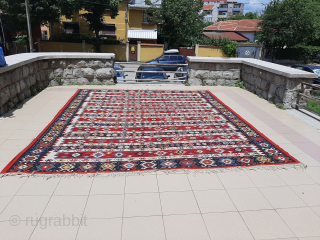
[{"left": 238, "top": 0, "right": 271, "bottom": 14}]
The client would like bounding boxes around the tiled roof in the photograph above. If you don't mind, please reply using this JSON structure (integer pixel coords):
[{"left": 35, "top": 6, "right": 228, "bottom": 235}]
[
  {"left": 204, "top": 19, "right": 262, "bottom": 32},
  {"left": 203, "top": 4, "right": 215, "bottom": 10},
  {"left": 203, "top": 32, "right": 248, "bottom": 42}
]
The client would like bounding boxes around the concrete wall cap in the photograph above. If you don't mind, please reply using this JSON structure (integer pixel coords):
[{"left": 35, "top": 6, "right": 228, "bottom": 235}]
[
  {"left": 187, "top": 56, "right": 318, "bottom": 79},
  {"left": 0, "top": 52, "right": 115, "bottom": 74}
]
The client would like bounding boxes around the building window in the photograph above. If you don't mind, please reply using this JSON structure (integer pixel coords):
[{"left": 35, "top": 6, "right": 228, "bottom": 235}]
[
  {"left": 219, "top": 11, "right": 227, "bottom": 15},
  {"left": 101, "top": 24, "right": 116, "bottom": 35},
  {"left": 143, "top": 11, "right": 153, "bottom": 23},
  {"left": 63, "top": 22, "right": 79, "bottom": 34},
  {"left": 204, "top": 17, "right": 212, "bottom": 22}
]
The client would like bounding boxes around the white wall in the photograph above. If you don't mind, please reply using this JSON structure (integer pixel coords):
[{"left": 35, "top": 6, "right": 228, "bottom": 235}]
[{"left": 237, "top": 32, "right": 255, "bottom": 42}]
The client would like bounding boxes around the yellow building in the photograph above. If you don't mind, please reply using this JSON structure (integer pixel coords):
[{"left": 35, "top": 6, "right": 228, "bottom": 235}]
[{"left": 50, "top": 0, "right": 158, "bottom": 44}]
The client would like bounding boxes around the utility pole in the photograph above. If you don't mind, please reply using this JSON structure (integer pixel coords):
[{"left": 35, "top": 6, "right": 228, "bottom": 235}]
[{"left": 25, "top": 0, "right": 33, "bottom": 52}]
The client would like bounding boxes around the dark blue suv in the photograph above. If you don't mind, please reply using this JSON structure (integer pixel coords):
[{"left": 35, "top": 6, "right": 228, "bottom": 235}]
[{"left": 148, "top": 53, "right": 187, "bottom": 71}]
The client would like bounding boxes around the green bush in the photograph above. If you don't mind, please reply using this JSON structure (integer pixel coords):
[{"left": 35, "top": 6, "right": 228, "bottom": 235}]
[
  {"left": 198, "top": 36, "right": 238, "bottom": 57},
  {"left": 275, "top": 45, "right": 320, "bottom": 62}
]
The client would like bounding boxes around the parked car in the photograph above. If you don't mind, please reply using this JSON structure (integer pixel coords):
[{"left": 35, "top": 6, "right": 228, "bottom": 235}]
[
  {"left": 291, "top": 65, "right": 320, "bottom": 84},
  {"left": 174, "top": 66, "right": 188, "bottom": 80},
  {"left": 114, "top": 64, "right": 128, "bottom": 82},
  {"left": 147, "top": 49, "right": 187, "bottom": 71},
  {"left": 313, "top": 54, "right": 320, "bottom": 63},
  {"left": 135, "top": 65, "right": 169, "bottom": 81}
]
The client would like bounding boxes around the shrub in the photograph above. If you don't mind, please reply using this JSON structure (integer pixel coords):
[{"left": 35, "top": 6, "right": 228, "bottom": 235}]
[
  {"left": 275, "top": 45, "right": 320, "bottom": 63},
  {"left": 50, "top": 33, "right": 123, "bottom": 45}
]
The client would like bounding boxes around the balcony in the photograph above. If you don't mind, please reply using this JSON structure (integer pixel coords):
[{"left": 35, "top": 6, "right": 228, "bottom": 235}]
[
  {"left": 218, "top": 15, "right": 227, "bottom": 18},
  {"left": 218, "top": 7, "right": 228, "bottom": 11}
]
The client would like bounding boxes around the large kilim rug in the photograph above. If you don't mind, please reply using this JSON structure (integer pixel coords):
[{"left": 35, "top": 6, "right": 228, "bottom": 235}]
[{"left": 2, "top": 89, "right": 302, "bottom": 176}]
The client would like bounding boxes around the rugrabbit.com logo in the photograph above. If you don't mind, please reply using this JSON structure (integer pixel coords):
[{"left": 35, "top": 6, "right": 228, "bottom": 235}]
[{"left": 9, "top": 215, "right": 87, "bottom": 229}]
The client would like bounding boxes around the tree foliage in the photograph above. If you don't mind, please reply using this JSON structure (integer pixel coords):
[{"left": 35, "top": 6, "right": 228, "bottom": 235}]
[
  {"left": 0, "top": 0, "right": 60, "bottom": 34},
  {"left": 257, "top": 0, "right": 320, "bottom": 48},
  {"left": 60, "top": 0, "right": 120, "bottom": 52},
  {"left": 218, "top": 12, "right": 261, "bottom": 22},
  {"left": 146, "top": 0, "right": 206, "bottom": 47}
]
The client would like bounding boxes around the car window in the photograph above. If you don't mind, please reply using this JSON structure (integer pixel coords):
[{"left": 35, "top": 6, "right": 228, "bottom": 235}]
[
  {"left": 159, "top": 56, "right": 169, "bottom": 61},
  {"left": 313, "top": 69, "right": 320, "bottom": 76},
  {"left": 178, "top": 56, "right": 183, "bottom": 60},
  {"left": 170, "top": 56, "right": 178, "bottom": 60},
  {"left": 303, "top": 67, "right": 313, "bottom": 73},
  {"left": 294, "top": 66, "right": 303, "bottom": 70}
]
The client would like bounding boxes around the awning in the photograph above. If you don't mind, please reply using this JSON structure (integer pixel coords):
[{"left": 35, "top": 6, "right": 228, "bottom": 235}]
[{"left": 128, "top": 29, "right": 157, "bottom": 40}]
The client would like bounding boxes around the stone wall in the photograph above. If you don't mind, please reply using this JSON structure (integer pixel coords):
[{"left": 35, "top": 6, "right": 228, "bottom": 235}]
[
  {"left": 187, "top": 57, "right": 317, "bottom": 109},
  {"left": 48, "top": 59, "right": 114, "bottom": 86},
  {"left": 241, "top": 65, "right": 312, "bottom": 108},
  {"left": 188, "top": 62, "right": 241, "bottom": 86},
  {"left": 0, "top": 54, "right": 115, "bottom": 115}
]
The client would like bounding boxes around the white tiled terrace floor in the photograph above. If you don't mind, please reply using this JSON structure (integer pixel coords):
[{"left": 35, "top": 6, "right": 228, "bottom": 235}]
[{"left": 0, "top": 85, "right": 320, "bottom": 240}]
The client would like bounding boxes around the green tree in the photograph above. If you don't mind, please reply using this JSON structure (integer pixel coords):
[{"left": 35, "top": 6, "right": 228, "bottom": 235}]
[
  {"left": 218, "top": 12, "right": 261, "bottom": 22},
  {"left": 257, "top": 0, "right": 320, "bottom": 48},
  {"left": 146, "top": 0, "right": 205, "bottom": 47},
  {"left": 60, "top": 0, "right": 120, "bottom": 52},
  {"left": 0, "top": 0, "right": 60, "bottom": 34}
]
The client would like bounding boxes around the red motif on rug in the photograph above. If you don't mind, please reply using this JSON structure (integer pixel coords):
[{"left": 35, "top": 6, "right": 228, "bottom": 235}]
[{"left": 1, "top": 89, "right": 300, "bottom": 175}]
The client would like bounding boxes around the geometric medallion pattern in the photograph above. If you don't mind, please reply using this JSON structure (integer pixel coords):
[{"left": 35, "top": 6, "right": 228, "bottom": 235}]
[{"left": 1, "top": 89, "right": 300, "bottom": 174}]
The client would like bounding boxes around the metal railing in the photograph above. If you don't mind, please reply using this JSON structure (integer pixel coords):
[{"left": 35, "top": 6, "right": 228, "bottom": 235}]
[
  {"left": 114, "top": 62, "right": 188, "bottom": 84},
  {"left": 296, "top": 82, "right": 320, "bottom": 116}
]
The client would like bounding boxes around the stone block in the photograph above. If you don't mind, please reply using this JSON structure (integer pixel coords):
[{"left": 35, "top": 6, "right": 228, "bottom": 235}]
[
  {"left": 225, "top": 80, "right": 237, "bottom": 86},
  {"left": 189, "top": 69, "right": 196, "bottom": 78},
  {"left": 29, "top": 64, "right": 34, "bottom": 74},
  {"left": 102, "top": 79, "right": 113, "bottom": 84},
  {"left": 262, "top": 91, "right": 268, "bottom": 100},
  {"left": 88, "top": 60, "right": 105, "bottom": 68},
  {"left": 260, "top": 79, "right": 270, "bottom": 91},
  {"left": 105, "top": 61, "right": 112, "bottom": 67},
  {"left": 232, "top": 70, "right": 240, "bottom": 80},
  {"left": 50, "top": 60, "right": 66, "bottom": 68},
  {"left": 24, "top": 89, "right": 31, "bottom": 98},
  {"left": 29, "top": 75, "right": 37, "bottom": 85},
  {"left": 23, "top": 66, "right": 29, "bottom": 78},
  {"left": 276, "top": 86, "right": 286, "bottom": 99},
  {"left": 217, "top": 79, "right": 226, "bottom": 86},
  {"left": 9, "top": 85, "right": 17, "bottom": 99},
  {"left": 267, "top": 83, "right": 277, "bottom": 100},
  {"left": 265, "top": 72, "right": 274, "bottom": 82},
  {"left": 188, "top": 78, "right": 202, "bottom": 86},
  {"left": 0, "top": 104, "right": 7, "bottom": 115},
  {"left": 11, "top": 68, "right": 22, "bottom": 83},
  {"left": 205, "top": 79, "right": 216, "bottom": 85},
  {"left": 73, "top": 68, "right": 83, "bottom": 78},
  {"left": 0, "top": 87, "right": 10, "bottom": 106},
  {"left": 49, "top": 79, "right": 60, "bottom": 86},
  {"left": 35, "top": 72, "right": 41, "bottom": 82},
  {"left": 40, "top": 71, "right": 46, "bottom": 81},
  {"left": 256, "top": 88, "right": 263, "bottom": 97},
  {"left": 195, "top": 70, "right": 209, "bottom": 80},
  {"left": 15, "top": 82, "right": 21, "bottom": 93},
  {"left": 254, "top": 76, "right": 261, "bottom": 87},
  {"left": 252, "top": 68, "right": 259, "bottom": 77},
  {"left": 42, "top": 61, "right": 48, "bottom": 69},
  {"left": 25, "top": 78, "right": 31, "bottom": 87},
  {"left": 82, "top": 68, "right": 95, "bottom": 79},
  {"left": 96, "top": 68, "right": 113, "bottom": 79},
  {"left": 274, "top": 75, "right": 286, "bottom": 86},
  {"left": 222, "top": 71, "right": 233, "bottom": 80},
  {"left": 244, "top": 66, "right": 252, "bottom": 74},
  {"left": 63, "top": 69, "right": 73, "bottom": 79},
  {"left": 77, "top": 60, "right": 88, "bottom": 68},
  {"left": 54, "top": 68, "right": 64, "bottom": 78},
  {"left": 18, "top": 93, "right": 25, "bottom": 102},
  {"left": 0, "top": 74, "right": 12, "bottom": 88},
  {"left": 68, "top": 78, "right": 90, "bottom": 85},
  {"left": 19, "top": 79, "right": 27, "bottom": 91},
  {"left": 249, "top": 84, "right": 255, "bottom": 92},
  {"left": 12, "top": 97, "right": 19, "bottom": 105}
]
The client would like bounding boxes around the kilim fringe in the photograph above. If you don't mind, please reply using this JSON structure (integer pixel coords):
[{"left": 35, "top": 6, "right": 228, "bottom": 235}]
[{"left": 0, "top": 162, "right": 307, "bottom": 179}]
